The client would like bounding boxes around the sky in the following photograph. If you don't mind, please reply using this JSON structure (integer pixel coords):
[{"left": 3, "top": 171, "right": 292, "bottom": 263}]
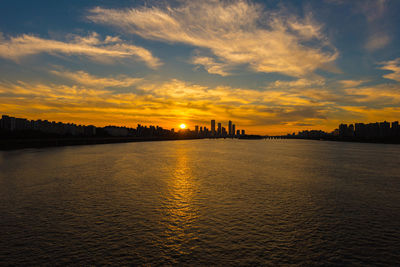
[{"left": 0, "top": 0, "right": 400, "bottom": 135}]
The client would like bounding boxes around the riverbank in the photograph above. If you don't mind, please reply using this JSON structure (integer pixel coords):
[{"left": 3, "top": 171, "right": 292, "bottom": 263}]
[
  {"left": 0, "top": 136, "right": 204, "bottom": 150},
  {"left": 282, "top": 136, "right": 400, "bottom": 145}
]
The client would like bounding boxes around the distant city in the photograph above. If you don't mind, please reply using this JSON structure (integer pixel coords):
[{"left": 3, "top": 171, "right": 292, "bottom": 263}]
[
  {"left": 198, "top": 120, "right": 245, "bottom": 138},
  {"left": 282, "top": 121, "right": 400, "bottom": 143},
  {"left": 1, "top": 114, "right": 400, "bottom": 149},
  {"left": 0, "top": 115, "right": 245, "bottom": 139}
]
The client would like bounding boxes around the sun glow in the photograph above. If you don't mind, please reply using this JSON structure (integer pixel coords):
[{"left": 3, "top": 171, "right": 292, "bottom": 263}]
[{"left": 180, "top": 123, "right": 186, "bottom": 129}]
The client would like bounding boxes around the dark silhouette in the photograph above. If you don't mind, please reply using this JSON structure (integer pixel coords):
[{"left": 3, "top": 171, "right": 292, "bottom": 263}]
[
  {"left": 277, "top": 121, "right": 400, "bottom": 144},
  {"left": 0, "top": 115, "right": 249, "bottom": 150}
]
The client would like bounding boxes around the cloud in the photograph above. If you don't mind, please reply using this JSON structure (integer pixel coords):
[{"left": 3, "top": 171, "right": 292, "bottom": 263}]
[
  {"left": 338, "top": 80, "right": 368, "bottom": 88},
  {"left": 365, "top": 32, "right": 391, "bottom": 51},
  {"left": 50, "top": 69, "right": 142, "bottom": 88},
  {"left": 358, "top": 0, "right": 390, "bottom": 51},
  {"left": 339, "top": 106, "right": 400, "bottom": 124},
  {"left": 0, "top": 32, "right": 161, "bottom": 68},
  {"left": 268, "top": 78, "right": 325, "bottom": 89},
  {"left": 88, "top": 0, "right": 338, "bottom": 77},
  {"left": 379, "top": 58, "right": 400, "bottom": 82},
  {"left": 293, "top": 122, "right": 315, "bottom": 126},
  {"left": 192, "top": 55, "right": 231, "bottom": 76},
  {"left": 344, "top": 84, "right": 400, "bottom": 105}
]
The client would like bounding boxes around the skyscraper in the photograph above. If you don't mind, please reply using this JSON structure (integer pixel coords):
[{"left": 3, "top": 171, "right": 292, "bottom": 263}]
[
  {"left": 222, "top": 127, "right": 227, "bottom": 137},
  {"left": 211, "top": 120, "right": 216, "bottom": 136},
  {"left": 217, "top": 122, "right": 222, "bottom": 136},
  {"left": 232, "top": 124, "right": 235, "bottom": 137},
  {"left": 228, "top": 120, "right": 232, "bottom": 137}
]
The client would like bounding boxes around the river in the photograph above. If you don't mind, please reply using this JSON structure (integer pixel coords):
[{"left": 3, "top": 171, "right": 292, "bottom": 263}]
[{"left": 1, "top": 139, "right": 399, "bottom": 265}]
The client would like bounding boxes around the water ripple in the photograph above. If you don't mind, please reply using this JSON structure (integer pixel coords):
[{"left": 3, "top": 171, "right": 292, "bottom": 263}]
[{"left": 0, "top": 140, "right": 400, "bottom": 265}]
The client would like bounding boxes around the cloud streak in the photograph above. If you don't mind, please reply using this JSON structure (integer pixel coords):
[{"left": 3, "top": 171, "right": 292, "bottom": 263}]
[
  {"left": 379, "top": 58, "right": 400, "bottom": 82},
  {"left": 338, "top": 80, "right": 368, "bottom": 88},
  {"left": 192, "top": 55, "right": 231, "bottom": 76},
  {"left": 0, "top": 32, "right": 161, "bottom": 68},
  {"left": 50, "top": 69, "right": 143, "bottom": 88},
  {"left": 88, "top": 0, "right": 338, "bottom": 77}
]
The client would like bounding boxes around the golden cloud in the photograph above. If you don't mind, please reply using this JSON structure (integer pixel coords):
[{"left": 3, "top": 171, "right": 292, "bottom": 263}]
[
  {"left": 344, "top": 84, "right": 400, "bottom": 104},
  {"left": 2, "top": 72, "right": 399, "bottom": 134},
  {"left": 379, "top": 58, "right": 400, "bottom": 82},
  {"left": 0, "top": 77, "right": 332, "bottom": 133},
  {"left": 50, "top": 69, "right": 143, "bottom": 88},
  {"left": 192, "top": 56, "right": 232, "bottom": 76},
  {"left": 0, "top": 32, "right": 162, "bottom": 68},
  {"left": 269, "top": 78, "right": 326, "bottom": 89},
  {"left": 338, "top": 80, "right": 368, "bottom": 88}
]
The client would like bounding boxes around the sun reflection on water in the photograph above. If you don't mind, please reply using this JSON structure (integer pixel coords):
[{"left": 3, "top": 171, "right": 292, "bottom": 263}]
[{"left": 163, "top": 145, "right": 199, "bottom": 257}]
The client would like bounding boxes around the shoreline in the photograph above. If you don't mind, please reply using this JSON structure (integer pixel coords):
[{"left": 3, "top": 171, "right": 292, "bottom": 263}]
[
  {"left": 1, "top": 135, "right": 399, "bottom": 151},
  {"left": 280, "top": 136, "right": 400, "bottom": 145},
  {"left": 0, "top": 136, "right": 205, "bottom": 151}
]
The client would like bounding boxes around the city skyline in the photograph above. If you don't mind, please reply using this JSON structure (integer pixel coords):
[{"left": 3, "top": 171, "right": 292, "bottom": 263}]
[
  {"left": 3, "top": 113, "right": 399, "bottom": 141},
  {"left": 0, "top": 114, "right": 246, "bottom": 139},
  {"left": 1, "top": 1, "right": 400, "bottom": 135}
]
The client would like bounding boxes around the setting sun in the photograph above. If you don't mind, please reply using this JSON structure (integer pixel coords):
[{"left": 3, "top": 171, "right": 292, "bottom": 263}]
[{"left": 180, "top": 124, "right": 186, "bottom": 129}]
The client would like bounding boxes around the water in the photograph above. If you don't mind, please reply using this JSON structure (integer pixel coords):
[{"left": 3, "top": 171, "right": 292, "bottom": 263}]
[{"left": 1, "top": 139, "right": 399, "bottom": 265}]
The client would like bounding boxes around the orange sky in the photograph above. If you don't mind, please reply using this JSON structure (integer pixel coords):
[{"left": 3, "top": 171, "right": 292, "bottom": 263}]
[{"left": 1, "top": 0, "right": 400, "bottom": 135}]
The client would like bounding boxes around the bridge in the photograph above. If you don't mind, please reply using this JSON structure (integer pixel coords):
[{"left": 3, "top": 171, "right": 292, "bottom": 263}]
[{"left": 264, "top": 136, "right": 291, "bottom": 139}]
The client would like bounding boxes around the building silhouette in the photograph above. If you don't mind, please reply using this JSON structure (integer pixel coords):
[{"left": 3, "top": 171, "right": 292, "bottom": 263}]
[
  {"left": 287, "top": 120, "right": 400, "bottom": 143},
  {"left": 338, "top": 121, "right": 399, "bottom": 139},
  {"left": 0, "top": 114, "right": 249, "bottom": 143}
]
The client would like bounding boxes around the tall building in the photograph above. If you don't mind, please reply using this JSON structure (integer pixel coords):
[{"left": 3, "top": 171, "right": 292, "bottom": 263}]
[
  {"left": 339, "top": 123, "right": 355, "bottom": 137},
  {"left": 379, "top": 121, "right": 390, "bottom": 138},
  {"left": 355, "top": 123, "right": 366, "bottom": 138},
  {"left": 204, "top": 127, "right": 209, "bottom": 136},
  {"left": 348, "top": 124, "right": 354, "bottom": 137},
  {"left": 195, "top": 125, "right": 199, "bottom": 134},
  {"left": 1, "top": 115, "right": 16, "bottom": 131},
  {"left": 392, "top": 121, "right": 399, "bottom": 137},
  {"left": 217, "top": 123, "right": 222, "bottom": 136},
  {"left": 228, "top": 120, "right": 232, "bottom": 136},
  {"left": 222, "top": 127, "right": 227, "bottom": 137},
  {"left": 232, "top": 124, "right": 235, "bottom": 137},
  {"left": 339, "top": 124, "right": 347, "bottom": 137},
  {"left": 241, "top": 129, "right": 245, "bottom": 135},
  {"left": 236, "top": 129, "right": 240, "bottom": 136},
  {"left": 211, "top": 120, "right": 216, "bottom": 136}
]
